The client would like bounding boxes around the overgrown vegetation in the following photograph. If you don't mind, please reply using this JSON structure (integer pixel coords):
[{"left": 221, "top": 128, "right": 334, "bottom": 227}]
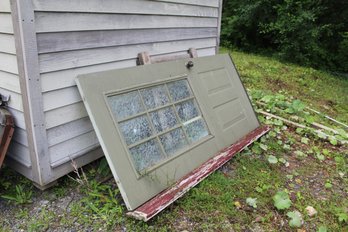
[
  {"left": 221, "top": 0, "right": 348, "bottom": 72},
  {"left": 0, "top": 51, "right": 347, "bottom": 231}
]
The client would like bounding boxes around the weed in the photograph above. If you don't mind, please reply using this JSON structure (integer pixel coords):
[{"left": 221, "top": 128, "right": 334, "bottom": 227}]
[
  {"left": 273, "top": 191, "right": 292, "bottom": 210},
  {"left": 97, "top": 157, "right": 111, "bottom": 177},
  {"left": 71, "top": 180, "right": 124, "bottom": 230},
  {"left": 287, "top": 210, "right": 303, "bottom": 228},
  {"left": 1, "top": 185, "right": 32, "bottom": 205},
  {"left": 67, "top": 159, "right": 89, "bottom": 187},
  {"left": 26, "top": 207, "right": 55, "bottom": 232}
]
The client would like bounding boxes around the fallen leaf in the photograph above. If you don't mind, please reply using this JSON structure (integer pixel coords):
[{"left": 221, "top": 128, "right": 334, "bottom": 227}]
[
  {"left": 337, "top": 212, "right": 348, "bottom": 223},
  {"left": 317, "top": 131, "right": 327, "bottom": 139},
  {"left": 260, "top": 143, "right": 268, "bottom": 151},
  {"left": 316, "top": 153, "right": 325, "bottom": 161},
  {"left": 318, "top": 226, "right": 328, "bottom": 232},
  {"left": 273, "top": 191, "right": 292, "bottom": 210},
  {"left": 295, "top": 150, "right": 306, "bottom": 158},
  {"left": 305, "top": 206, "right": 317, "bottom": 217},
  {"left": 329, "top": 137, "right": 338, "bottom": 146},
  {"left": 324, "top": 182, "right": 332, "bottom": 189},
  {"left": 287, "top": 210, "right": 303, "bottom": 228},
  {"left": 268, "top": 155, "right": 278, "bottom": 164},
  {"left": 301, "top": 137, "right": 309, "bottom": 144},
  {"left": 234, "top": 201, "right": 242, "bottom": 209},
  {"left": 246, "top": 197, "right": 258, "bottom": 208},
  {"left": 295, "top": 179, "right": 302, "bottom": 184}
]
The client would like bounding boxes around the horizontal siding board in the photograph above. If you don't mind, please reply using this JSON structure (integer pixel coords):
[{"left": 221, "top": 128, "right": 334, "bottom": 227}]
[
  {"left": 50, "top": 148, "right": 103, "bottom": 175},
  {"left": 43, "top": 47, "right": 215, "bottom": 133},
  {"left": 0, "top": 0, "right": 11, "bottom": 13},
  {"left": 41, "top": 59, "right": 136, "bottom": 92},
  {"left": 33, "top": 0, "right": 218, "bottom": 17},
  {"left": 157, "top": 0, "right": 219, "bottom": 7},
  {"left": 45, "top": 102, "right": 88, "bottom": 129},
  {"left": 8, "top": 141, "right": 31, "bottom": 167},
  {"left": 39, "top": 38, "right": 217, "bottom": 73},
  {"left": 37, "top": 27, "right": 217, "bottom": 54},
  {"left": 7, "top": 108, "right": 26, "bottom": 129},
  {"left": 40, "top": 47, "right": 215, "bottom": 93},
  {"left": 0, "top": 71, "right": 20, "bottom": 93},
  {"left": 47, "top": 117, "right": 94, "bottom": 147},
  {"left": 35, "top": 12, "right": 217, "bottom": 33},
  {"left": 0, "top": 52, "right": 18, "bottom": 74},
  {"left": 12, "top": 127, "right": 29, "bottom": 147},
  {"left": 0, "top": 33, "right": 16, "bottom": 54},
  {"left": 196, "top": 46, "right": 216, "bottom": 57},
  {"left": 5, "top": 156, "right": 33, "bottom": 178},
  {"left": 43, "top": 86, "right": 82, "bottom": 112},
  {"left": 0, "top": 87, "right": 23, "bottom": 111},
  {"left": 49, "top": 130, "right": 99, "bottom": 165},
  {"left": 50, "top": 144, "right": 101, "bottom": 169},
  {"left": 0, "top": 13, "right": 13, "bottom": 34}
]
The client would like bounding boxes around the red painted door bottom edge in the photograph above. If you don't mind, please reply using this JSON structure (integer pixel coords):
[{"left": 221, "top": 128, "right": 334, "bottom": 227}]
[{"left": 127, "top": 125, "right": 271, "bottom": 221}]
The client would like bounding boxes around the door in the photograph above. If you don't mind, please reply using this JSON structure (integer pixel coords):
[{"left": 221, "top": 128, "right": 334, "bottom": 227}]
[{"left": 76, "top": 54, "right": 260, "bottom": 210}]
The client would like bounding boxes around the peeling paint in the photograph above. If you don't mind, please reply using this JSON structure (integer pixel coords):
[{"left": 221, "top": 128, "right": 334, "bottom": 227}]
[{"left": 127, "top": 125, "right": 270, "bottom": 221}]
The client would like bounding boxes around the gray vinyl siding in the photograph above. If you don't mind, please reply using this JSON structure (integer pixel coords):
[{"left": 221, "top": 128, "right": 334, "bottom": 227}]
[
  {"left": 31, "top": 0, "right": 221, "bottom": 167},
  {"left": 0, "top": 0, "right": 30, "bottom": 168}
]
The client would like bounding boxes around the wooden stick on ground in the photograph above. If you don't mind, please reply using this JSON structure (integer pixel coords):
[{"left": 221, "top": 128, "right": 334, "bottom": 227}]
[
  {"left": 306, "top": 107, "right": 348, "bottom": 129},
  {"left": 257, "top": 110, "right": 347, "bottom": 145},
  {"left": 255, "top": 101, "right": 343, "bottom": 135},
  {"left": 258, "top": 110, "right": 307, "bottom": 129}
]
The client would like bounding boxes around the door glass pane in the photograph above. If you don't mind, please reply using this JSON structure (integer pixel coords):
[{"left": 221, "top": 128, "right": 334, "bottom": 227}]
[
  {"left": 150, "top": 107, "right": 178, "bottom": 133},
  {"left": 167, "top": 79, "right": 192, "bottom": 101},
  {"left": 159, "top": 128, "right": 188, "bottom": 156},
  {"left": 119, "top": 115, "right": 152, "bottom": 145},
  {"left": 129, "top": 139, "right": 164, "bottom": 172},
  {"left": 140, "top": 85, "right": 169, "bottom": 110},
  {"left": 107, "top": 91, "right": 144, "bottom": 120},
  {"left": 184, "top": 119, "right": 209, "bottom": 143},
  {"left": 175, "top": 99, "right": 199, "bottom": 122},
  {"left": 106, "top": 78, "right": 210, "bottom": 174}
]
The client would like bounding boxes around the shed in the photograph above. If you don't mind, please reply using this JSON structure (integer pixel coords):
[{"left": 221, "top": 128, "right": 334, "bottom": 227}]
[{"left": 0, "top": 0, "right": 223, "bottom": 188}]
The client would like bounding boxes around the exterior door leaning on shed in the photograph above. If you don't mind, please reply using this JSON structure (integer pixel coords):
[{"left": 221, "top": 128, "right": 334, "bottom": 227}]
[{"left": 0, "top": 0, "right": 223, "bottom": 188}]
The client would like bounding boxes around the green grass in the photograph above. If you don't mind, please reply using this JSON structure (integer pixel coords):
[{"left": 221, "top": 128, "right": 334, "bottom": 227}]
[
  {"left": 0, "top": 49, "right": 347, "bottom": 231},
  {"left": 223, "top": 48, "right": 348, "bottom": 124}
]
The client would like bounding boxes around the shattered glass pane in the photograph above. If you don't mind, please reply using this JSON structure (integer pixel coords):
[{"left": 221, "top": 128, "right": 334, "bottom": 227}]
[
  {"left": 140, "top": 85, "right": 170, "bottom": 110},
  {"left": 108, "top": 91, "right": 144, "bottom": 120},
  {"left": 184, "top": 119, "right": 209, "bottom": 143},
  {"left": 167, "top": 79, "right": 192, "bottom": 101},
  {"left": 110, "top": 78, "right": 210, "bottom": 173},
  {"left": 175, "top": 100, "right": 199, "bottom": 122},
  {"left": 119, "top": 115, "right": 152, "bottom": 145},
  {"left": 130, "top": 139, "right": 164, "bottom": 172},
  {"left": 150, "top": 107, "right": 178, "bottom": 133},
  {"left": 159, "top": 128, "right": 188, "bottom": 156}
]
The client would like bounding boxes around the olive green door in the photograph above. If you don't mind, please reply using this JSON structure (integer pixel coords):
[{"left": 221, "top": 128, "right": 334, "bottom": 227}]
[{"left": 76, "top": 54, "right": 260, "bottom": 210}]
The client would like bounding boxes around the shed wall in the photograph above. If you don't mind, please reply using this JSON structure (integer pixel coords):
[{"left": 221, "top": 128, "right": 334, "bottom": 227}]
[
  {"left": 32, "top": 0, "right": 221, "bottom": 168},
  {"left": 0, "top": 0, "right": 31, "bottom": 168}
]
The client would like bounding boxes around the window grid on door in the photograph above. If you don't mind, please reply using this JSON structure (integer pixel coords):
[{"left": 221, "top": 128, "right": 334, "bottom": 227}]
[{"left": 107, "top": 79, "right": 209, "bottom": 173}]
